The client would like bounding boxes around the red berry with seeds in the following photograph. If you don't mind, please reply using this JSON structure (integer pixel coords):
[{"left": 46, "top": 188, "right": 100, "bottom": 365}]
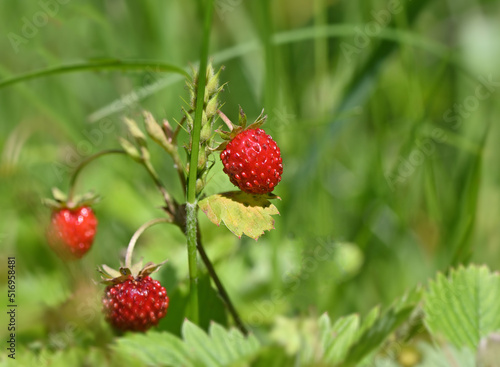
[
  {"left": 47, "top": 206, "right": 97, "bottom": 260},
  {"left": 220, "top": 128, "right": 283, "bottom": 194},
  {"left": 102, "top": 275, "right": 169, "bottom": 332}
]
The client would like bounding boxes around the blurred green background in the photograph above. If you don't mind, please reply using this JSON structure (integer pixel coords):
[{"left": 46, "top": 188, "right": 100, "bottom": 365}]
[{"left": 1, "top": 0, "right": 500, "bottom": 365}]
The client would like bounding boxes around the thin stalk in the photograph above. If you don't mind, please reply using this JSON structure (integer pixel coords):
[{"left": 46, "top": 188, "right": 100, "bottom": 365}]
[
  {"left": 197, "top": 240, "right": 248, "bottom": 335},
  {"left": 185, "top": 0, "right": 215, "bottom": 324},
  {"left": 171, "top": 149, "right": 187, "bottom": 195},
  {"left": 217, "top": 110, "right": 234, "bottom": 131},
  {"left": 68, "top": 149, "right": 126, "bottom": 201},
  {"left": 142, "top": 159, "right": 176, "bottom": 215},
  {"left": 125, "top": 218, "right": 172, "bottom": 268}
]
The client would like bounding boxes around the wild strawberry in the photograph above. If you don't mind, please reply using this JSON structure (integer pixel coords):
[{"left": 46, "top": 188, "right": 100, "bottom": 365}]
[
  {"left": 47, "top": 206, "right": 97, "bottom": 260},
  {"left": 98, "top": 259, "right": 169, "bottom": 332},
  {"left": 218, "top": 109, "right": 283, "bottom": 194},
  {"left": 102, "top": 275, "right": 169, "bottom": 332},
  {"left": 43, "top": 188, "right": 99, "bottom": 260}
]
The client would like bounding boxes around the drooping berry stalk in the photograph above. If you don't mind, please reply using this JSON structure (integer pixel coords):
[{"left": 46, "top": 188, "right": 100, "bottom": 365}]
[
  {"left": 68, "top": 149, "right": 125, "bottom": 202},
  {"left": 184, "top": 0, "right": 215, "bottom": 324},
  {"left": 124, "top": 217, "right": 172, "bottom": 269}
]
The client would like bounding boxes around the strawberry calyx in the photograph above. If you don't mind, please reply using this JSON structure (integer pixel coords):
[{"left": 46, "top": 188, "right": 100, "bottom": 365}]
[
  {"left": 214, "top": 106, "right": 267, "bottom": 151},
  {"left": 42, "top": 187, "right": 100, "bottom": 211},
  {"left": 97, "top": 258, "right": 168, "bottom": 286}
]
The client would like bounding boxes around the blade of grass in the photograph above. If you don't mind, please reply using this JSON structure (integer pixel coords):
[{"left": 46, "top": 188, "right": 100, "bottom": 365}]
[
  {"left": 449, "top": 120, "right": 491, "bottom": 267},
  {"left": 0, "top": 59, "right": 189, "bottom": 89},
  {"left": 285, "top": 0, "right": 434, "bottom": 215},
  {"left": 88, "top": 22, "right": 469, "bottom": 123}
]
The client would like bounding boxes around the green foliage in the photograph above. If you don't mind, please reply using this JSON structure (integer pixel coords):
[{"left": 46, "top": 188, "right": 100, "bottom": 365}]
[
  {"left": 199, "top": 191, "right": 280, "bottom": 239},
  {"left": 113, "top": 320, "right": 260, "bottom": 367},
  {"left": 424, "top": 265, "right": 500, "bottom": 350},
  {"left": 413, "top": 342, "right": 476, "bottom": 367},
  {"left": 2, "top": 0, "right": 500, "bottom": 365},
  {"left": 269, "top": 288, "right": 421, "bottom": 366}
]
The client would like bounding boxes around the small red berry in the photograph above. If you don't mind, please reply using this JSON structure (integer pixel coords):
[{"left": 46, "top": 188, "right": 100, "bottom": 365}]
[
  {"left": 102, "top": 275, "right": 169, "bottom": 332},
  {"left": 47, "top": 206, "right": 97, "bottom": 260},
  {"left": 220, "top": 128, "right": 283, "bottom": 194}
]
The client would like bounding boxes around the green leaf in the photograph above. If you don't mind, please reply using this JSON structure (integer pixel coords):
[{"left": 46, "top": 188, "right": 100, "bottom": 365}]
[
  {"left": 114, "top": 330, "right": 193, "bottom": 367},
  {"left": 343, "top": 287, "right": 422, "bottom": 366},
  {"left": 114, "top": 320, "right": 261, "bottom": 367},
  {"left": 323, "top": 314, "right": 360, "bottom": 364},
  {"left": 270, "top": 289, "right": 420, "bottom": 366},
  {"left": 270, "top": 298, "right": 411, "bottom": 367},
  {"left": 414, "top": 341, "right": 476, "bottom": 367},
  {"left": 198, "top": 191, "right": 280, "bottom": 239},
  {"left": 182, "top": 321, "right": 221, "bottom": 367},
  {"left": 423, "top": 265, "right": 500, "bottom": 350}
]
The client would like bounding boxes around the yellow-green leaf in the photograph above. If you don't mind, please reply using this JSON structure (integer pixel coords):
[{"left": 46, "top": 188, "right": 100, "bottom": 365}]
[{"left": 198, "top": 191, "right": 280, "bottom": 239}]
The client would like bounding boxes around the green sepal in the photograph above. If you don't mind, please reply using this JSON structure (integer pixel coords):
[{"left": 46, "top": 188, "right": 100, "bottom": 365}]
[
  {"left": 119, "top": 137, "right": 142, "bottom": 162},
  {"left": 123, "top": 117, "right": 147, "bottom": 147},
  {"left": 41, "top": 198, "right": 62, "bottom": 209},
  {"left": 182, "top": 107, "right": 194, "bottom": 132},
  {"left": 206, "top": 93, "right": 220, "bottom": 119},
  {"left": 51, "top": 187, "right": 68, "bottom": 202},
  {"left": 42, "top": 188, "right": 100, "bottom": 210},
  {"left": 98, "top": 259, "right": 168, "bottom": 286},
  {"left": 246, "top": 109, "right": 267, "bottom": 130},
  {"left": 215, "top": 107, "right": 267, "bottom": 150},
  {"left": 238, "top": 105, "right": 247, "bottom": 128},
  {"left": 143, "top": 110, "right": 174, "bottom": 153}
]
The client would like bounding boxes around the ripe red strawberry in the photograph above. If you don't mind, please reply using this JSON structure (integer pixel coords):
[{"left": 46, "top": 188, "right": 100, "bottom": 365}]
[
  {"left": 47, "top": 206, "right": 97, "bottom": 260},
  {"left": 102, "top": 275, "right": 169, "bottom": 332},
  {"left": 220, "top": 128, "right": 283, "bottom": 194},
  {"left": 217, "top": 108, "right": 283, "bottom": 194}
]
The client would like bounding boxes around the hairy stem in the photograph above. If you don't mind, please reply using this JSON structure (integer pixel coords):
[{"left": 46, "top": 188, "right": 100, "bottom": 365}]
[
  {"left": 68, "top": 149, "right": 126, "bottom": 201},
  {"left": 184, "top": 0, "right": 214, "bottom": 324},
  {"left": 185, "top": 202, "right": 199, "bottom": 322},
  {"left": 125, "top": 218, "right": 172, "bottom": 269}
]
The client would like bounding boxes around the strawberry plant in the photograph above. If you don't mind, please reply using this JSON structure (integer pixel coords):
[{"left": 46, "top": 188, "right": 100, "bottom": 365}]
[{"left": 1, "top": 1, "right": 500, "bottom": 366}]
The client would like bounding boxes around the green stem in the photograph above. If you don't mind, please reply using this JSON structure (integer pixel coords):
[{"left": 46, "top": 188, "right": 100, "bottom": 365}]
[
  {"left": 185, "top": 0, "right": 214, "bottom": 325},
  {"left": 125, "top": 218, "right": 172, "bottom": 269},
  {"left": 185, "top": 203, "right": 199, "bottom": 322},
  {"left": 68, "top": 149, "right": 126, "bottom": 201}
]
